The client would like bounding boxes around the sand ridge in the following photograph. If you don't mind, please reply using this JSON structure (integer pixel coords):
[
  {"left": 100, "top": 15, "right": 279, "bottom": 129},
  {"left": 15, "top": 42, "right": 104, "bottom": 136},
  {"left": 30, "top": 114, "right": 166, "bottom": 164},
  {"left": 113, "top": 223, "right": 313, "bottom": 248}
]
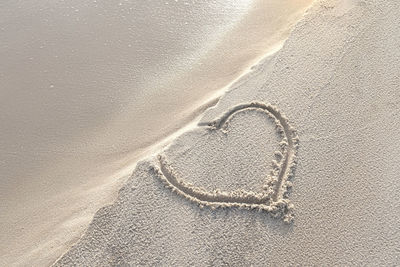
[{"left": 151, "top": 102, "right": 299, "bottom": 222}]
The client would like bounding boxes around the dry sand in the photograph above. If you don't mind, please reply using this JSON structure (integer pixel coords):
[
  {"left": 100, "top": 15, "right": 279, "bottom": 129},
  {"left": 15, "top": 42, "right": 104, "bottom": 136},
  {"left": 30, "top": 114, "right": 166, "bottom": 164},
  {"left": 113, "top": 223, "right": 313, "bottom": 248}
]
[
  {"left": 0, "top": 0, "right": 313, "bottom": 266},
  {"left": 53, "top": 0, "right": 400, "bottom": 265}
]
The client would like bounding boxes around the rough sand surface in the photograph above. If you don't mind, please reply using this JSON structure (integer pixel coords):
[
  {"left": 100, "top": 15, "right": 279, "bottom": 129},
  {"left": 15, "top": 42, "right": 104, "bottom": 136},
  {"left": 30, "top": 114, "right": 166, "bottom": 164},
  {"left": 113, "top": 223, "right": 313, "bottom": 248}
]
[{"left": 55, "top": 0, "right": 399, "bottom": 265}]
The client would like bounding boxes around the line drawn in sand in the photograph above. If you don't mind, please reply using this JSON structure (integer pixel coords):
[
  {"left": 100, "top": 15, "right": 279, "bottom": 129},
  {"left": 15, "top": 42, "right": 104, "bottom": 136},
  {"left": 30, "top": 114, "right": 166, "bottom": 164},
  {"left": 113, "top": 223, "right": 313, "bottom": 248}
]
[{"left": 150, "top": 102, "right": 299, "bottom": 223}]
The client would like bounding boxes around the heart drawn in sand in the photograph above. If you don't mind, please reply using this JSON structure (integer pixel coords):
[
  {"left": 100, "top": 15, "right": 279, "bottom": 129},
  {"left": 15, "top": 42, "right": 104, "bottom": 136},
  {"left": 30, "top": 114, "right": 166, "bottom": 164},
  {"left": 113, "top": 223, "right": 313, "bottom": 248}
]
[{"left": 151, "top": 102, "right": 299, "bottom": 223}]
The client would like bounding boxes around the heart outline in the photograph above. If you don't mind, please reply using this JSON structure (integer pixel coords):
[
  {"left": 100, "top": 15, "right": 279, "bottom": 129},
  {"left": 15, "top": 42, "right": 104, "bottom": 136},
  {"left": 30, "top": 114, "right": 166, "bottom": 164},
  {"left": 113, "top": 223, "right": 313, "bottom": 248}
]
[{"left": 151, "top": 102, "right": 299, "bottom": 223}]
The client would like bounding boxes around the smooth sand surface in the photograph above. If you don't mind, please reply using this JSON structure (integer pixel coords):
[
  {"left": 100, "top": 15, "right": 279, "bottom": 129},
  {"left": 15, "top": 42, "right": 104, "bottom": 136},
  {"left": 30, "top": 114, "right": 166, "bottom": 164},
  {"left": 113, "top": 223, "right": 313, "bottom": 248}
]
[
  {"left": 0, "top": 0, "right": 313, "bottom": 266},
  {"left": 54, "top": 0, "right": 400, "bottom": 265}
]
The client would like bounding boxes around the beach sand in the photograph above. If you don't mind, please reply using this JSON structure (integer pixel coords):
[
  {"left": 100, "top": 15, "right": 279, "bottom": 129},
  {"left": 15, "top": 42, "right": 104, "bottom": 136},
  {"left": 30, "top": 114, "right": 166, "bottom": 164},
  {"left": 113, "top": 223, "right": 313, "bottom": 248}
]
[
  {"left": 53, "top": 0, "right": 400, "bottom": 265},
  {"left": 0, "top": 0, "right": 313, "bottom": 266}
]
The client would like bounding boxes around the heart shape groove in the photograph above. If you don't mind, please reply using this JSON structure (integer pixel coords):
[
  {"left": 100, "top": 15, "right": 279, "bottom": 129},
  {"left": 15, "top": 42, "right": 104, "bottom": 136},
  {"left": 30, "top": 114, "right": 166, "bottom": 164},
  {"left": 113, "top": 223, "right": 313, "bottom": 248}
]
[{"left": 150, "top": 102, "right": 299, "bottom": 223}]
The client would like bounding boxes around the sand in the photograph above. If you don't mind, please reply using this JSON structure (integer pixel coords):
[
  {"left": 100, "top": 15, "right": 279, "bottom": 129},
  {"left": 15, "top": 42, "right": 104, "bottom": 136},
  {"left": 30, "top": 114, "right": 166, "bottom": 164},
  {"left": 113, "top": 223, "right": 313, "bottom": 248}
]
[
  {"left": 53, "top": 0, "right": 400, "bottom": 265},
  {"left": 0, "top": 0, "right": 313, "bottom": 266}
]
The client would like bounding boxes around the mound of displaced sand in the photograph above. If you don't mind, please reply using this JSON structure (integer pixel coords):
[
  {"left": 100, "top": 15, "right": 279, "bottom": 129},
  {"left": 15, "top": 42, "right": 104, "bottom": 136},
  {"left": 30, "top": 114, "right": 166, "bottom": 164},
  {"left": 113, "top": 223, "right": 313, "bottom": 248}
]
[{"left": 55, "top": 0, "right": 400, "bottom": 265}]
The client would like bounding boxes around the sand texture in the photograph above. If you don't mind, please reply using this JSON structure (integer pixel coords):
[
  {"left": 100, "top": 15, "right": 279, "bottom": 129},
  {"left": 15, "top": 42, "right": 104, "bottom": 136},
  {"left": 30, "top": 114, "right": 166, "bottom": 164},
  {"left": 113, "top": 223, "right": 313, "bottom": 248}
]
[{"left": 53, "top": 0, "right": 399, "bottom": 265}]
